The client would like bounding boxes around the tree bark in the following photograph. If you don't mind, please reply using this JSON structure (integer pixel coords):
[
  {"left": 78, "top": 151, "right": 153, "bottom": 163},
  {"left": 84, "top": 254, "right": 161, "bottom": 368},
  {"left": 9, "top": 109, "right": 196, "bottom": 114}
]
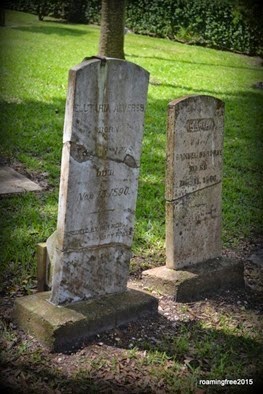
[{"left": 98, "top": 0, "right": 126, "bottom": 59}]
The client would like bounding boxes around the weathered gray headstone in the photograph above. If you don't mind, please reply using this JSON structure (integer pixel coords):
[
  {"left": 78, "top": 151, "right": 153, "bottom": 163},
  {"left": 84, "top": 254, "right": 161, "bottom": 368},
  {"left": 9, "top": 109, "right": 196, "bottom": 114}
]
[
  {"left": 47, "top": 58, "right": 149, "bottom": 305},
  {"left": 166, "top": 95, "right": 224, "bottom": 269},
  {"left": 143, "top": 95, "right": 243, "bottom": 299}
]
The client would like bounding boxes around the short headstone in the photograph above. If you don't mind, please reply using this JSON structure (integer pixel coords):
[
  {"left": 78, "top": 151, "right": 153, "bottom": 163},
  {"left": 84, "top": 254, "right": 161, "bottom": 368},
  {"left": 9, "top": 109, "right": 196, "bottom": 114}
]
[
  {"left": 142, "top": 94, "right": 244, "bottom": 300},
  {"left": 47, "top": 58, "right": 150, "bottom": 305},
  {"left": 166, "top": 95, "right": 224, "bottom": 269}
]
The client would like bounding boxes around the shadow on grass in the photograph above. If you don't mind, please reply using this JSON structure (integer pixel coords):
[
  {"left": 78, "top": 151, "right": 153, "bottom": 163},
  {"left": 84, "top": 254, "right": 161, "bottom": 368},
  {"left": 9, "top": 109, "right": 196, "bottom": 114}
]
[
  {"left": 0, "top": 98, "right": 64, "bottom": 161},
  {"left": 127, "top": 52, "right": 263, "bottom": 72},
  {"left": 12, "top": 24, "right": 88, "bottom": 36},
  {"left": 0, "top": 83, "right": 262, "bottom": 273}
]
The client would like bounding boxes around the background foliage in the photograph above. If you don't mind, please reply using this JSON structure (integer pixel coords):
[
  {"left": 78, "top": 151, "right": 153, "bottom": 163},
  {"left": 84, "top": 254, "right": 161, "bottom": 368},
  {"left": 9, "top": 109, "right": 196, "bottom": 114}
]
[
  {"left": 4, "top": 0, "right": 263, "bottom": 56},
  {"left": 126, "top": 0, "right": 263, "bottom": 56}
]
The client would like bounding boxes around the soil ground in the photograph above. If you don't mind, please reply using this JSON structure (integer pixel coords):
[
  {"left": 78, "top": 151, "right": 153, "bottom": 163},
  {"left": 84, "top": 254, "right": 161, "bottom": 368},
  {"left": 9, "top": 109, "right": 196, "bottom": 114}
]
[{"left": 0, "top": 238, "right": 262, "bottom": 393}]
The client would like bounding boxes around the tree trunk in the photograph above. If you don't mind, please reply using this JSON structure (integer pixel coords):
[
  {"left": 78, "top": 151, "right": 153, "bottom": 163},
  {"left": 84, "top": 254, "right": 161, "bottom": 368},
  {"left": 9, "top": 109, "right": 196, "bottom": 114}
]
[
  {"left": 98, "top": 0, "right": 126, "bottom": 59},
  {"left": 0, "top": 8, "right": 5, "bottom": 26}
]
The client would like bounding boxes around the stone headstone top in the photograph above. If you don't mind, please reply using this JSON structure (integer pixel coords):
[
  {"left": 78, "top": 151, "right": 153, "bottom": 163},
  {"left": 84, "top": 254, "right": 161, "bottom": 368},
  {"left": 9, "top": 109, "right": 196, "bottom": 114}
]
[{"left": 166, "top": 95, "right": 224, "bottom": 201}]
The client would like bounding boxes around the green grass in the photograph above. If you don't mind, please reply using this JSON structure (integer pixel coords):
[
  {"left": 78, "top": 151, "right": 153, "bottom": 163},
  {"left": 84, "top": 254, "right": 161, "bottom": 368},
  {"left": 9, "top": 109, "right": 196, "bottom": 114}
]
[{"left": 0, "top": 10, "right": 263, "bottom": 279}]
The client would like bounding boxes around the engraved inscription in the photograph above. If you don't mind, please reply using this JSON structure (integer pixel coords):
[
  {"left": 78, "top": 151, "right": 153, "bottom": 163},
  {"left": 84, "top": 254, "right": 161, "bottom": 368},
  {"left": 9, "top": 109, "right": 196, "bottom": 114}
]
[
  {"left": 96, "top": 126, "right": 119, "bottom": 138},
  {"left": 191, "top": 203, "right": 218, "bottom": 225},
  {"left": 189, "top": 161, "right": 207, "bottom": 173},
  {"left": 66, "top": 221, "right": 133, "bottom": 241},
  {"left": 203, "top": 175, "right": 217, "bottom": 184},
  {"left": 74, "top": 103, "right": 145, "bottom": 113},
  {"left": 113, "top": 103, "right": 145, "bottom": 112},
  {"left": 176, "top": 149, "right": 222, "bottom": 161},
  {"left": 110, "top": 146, "right": 131, "bottom": 155},
  {"left": 96, "top": 168, "right": 114, "bottom": 177},
  {"left": 175, "top": 148, "right": 222, "bottom": 191},
  {"left": 179, "top": 177, "right": 201, "bottom": 187},
  {"left": 69, "top": 143, "right": 135, "bottom": 162},
  {"left": 79, "top": 186, "right": 130, "bottom": 202},
  {"left": 98, "top": 186, "right": 130, "bottom": 199},
  {"left": 79, "top": 192, "right": 94, "bottom": 201},
  {"left": 75, "top": 103, "right": 110, "bottom": 112},
  {"left": 179, "top": 175, "right": 217, "bottom": 188},
  {"left": 186, "top": 118, "right": 215, "bottom": 132}
]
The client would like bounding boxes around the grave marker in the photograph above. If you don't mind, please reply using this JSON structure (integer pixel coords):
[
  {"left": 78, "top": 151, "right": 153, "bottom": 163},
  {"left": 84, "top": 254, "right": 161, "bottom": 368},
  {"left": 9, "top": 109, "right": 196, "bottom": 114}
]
[
  {"left": 47, "top": 58, "right": 149, "bottom": 305},
  {"left": 166, "top": 95, "right": 224, "bottom": 268},
  {"left": 14, "top": 58, "right": 158, "bottom": 351},
  {"left": 142, "top": 94, "right": 243, "bottom": 300}
]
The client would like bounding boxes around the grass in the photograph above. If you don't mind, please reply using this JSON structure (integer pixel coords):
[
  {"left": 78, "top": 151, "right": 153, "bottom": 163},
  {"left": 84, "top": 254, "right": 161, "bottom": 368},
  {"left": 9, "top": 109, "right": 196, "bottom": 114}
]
[{"left": 0, "top": 10, "right": 263, "bottom": 278}]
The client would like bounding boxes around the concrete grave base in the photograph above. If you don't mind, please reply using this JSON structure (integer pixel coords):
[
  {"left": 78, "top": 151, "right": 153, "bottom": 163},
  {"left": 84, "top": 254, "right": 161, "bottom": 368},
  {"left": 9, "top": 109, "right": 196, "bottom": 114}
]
[
  {"left": 13, "top": 288, "right": 158, "bottom": 353},
  {"left": 142, "top": 257, "right": 244, "bottom": 301}
]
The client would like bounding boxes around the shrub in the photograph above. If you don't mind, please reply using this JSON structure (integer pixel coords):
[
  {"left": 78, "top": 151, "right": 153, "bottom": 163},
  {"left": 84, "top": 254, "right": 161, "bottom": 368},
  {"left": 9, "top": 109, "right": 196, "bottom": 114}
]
[
  {"left": 125, "top": 0, "right": 263, "bottom": 56},
  {"left": 4, "top": 0, "right": 263, "bottom": 55}
]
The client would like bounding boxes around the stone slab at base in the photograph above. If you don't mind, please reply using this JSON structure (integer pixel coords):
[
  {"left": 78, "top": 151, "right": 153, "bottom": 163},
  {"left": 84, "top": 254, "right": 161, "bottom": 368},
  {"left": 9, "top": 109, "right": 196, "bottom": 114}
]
[
  {"left": 0, "top": 166, "right": 42, "bottom": 195},
  {"left": 13, "top": 288, "right": 158, "bottom": 353},
  {"left": 142, "top": 257, "right": 244, "bottom": 301}
]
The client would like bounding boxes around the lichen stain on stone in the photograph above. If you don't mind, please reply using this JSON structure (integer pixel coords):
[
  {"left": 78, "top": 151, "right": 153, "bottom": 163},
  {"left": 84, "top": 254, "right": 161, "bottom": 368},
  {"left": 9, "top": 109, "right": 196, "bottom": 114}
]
[
  {"left": 95, "top": 143, "right": 108, "bottom": 159},
  {"left": 69, "top": 141, "right": 92, "bottom": 163}
]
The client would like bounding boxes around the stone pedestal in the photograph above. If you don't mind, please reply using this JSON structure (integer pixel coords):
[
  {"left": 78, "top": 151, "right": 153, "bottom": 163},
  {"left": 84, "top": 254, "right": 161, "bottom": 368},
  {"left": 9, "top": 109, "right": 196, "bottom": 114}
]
[
  {"left": 13, "top": 288, "right": 158, "bottom": 352},
  {"left": 142, "top": 258, "right": 244, "bottom": 301}
]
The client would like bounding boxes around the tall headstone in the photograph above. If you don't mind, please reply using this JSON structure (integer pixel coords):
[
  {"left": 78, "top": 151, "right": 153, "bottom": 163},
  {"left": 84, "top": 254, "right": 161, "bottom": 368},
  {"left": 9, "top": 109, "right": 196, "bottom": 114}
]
[
  {"left": 47, "top": 58, "right": 149, "bottom": 305},
  {"left": 166, "top": 95, "right": 224, "bottom": 269}
]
